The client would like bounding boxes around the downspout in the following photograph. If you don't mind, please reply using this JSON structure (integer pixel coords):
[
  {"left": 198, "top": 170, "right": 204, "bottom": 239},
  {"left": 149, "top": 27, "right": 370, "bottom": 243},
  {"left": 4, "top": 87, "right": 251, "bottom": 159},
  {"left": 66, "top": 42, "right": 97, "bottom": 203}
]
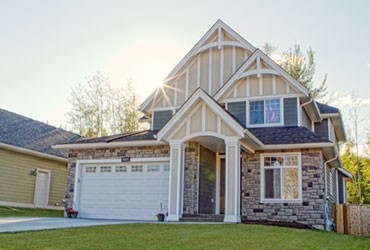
[
  {"left": 323, "top": 155, "right": 338, "bottom": 231},
  {"left": 300, "top": 98, "right": 313, "bottom": 126},
  {"left": 300, "top": 98, "right": 313, "bottom": 108}
]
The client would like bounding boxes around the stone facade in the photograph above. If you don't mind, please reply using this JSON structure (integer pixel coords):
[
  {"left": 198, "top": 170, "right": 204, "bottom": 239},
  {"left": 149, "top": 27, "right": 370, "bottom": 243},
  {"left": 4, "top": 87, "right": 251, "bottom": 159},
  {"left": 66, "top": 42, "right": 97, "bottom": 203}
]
[
  {"left": 66, "top": 142, "right": 328, "bottom": 228},
  {"left": 183, "top": 142, "right": 199, "bottom": 214},
  {"left": 241, "top": 148, "right": 325, "bottom": 228},
  {"left": 65, "top": 145, "right": 170, "bottom": 208}
]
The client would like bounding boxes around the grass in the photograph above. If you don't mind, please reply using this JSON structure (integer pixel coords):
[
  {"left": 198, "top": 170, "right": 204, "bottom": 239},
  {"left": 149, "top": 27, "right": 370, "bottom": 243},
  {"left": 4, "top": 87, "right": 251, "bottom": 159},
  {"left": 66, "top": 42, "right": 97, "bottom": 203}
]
[
  {"left": 0, "top": 206, "right": 63, "bottom": 218},
  {"left": 0, "top": 224, "right": 369, "bottom": 250}
]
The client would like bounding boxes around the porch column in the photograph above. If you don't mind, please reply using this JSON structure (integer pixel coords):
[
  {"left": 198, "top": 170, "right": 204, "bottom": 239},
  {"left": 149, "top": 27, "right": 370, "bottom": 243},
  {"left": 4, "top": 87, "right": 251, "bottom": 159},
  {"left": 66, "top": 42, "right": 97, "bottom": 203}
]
[
  {"left": 167, "top": 142, "right": 185, "bottom": 222},
  {"left": 224, "top": 138, "right": 241, "bottom": 223}
]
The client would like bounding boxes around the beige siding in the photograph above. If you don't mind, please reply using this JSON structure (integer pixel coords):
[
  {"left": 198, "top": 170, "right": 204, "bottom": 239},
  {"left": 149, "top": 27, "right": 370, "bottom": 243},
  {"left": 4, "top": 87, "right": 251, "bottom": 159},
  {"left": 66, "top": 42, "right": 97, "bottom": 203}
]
[
  {"left": 172, "top": 124, "right": 186, "bottom": 139},
  {"left": 188, "top": 61, "right": 198, "bottom": 94},
  {"left": 205, "top": 106, "right": 218, "bottom": 132},
  {"left": 212, "top": 48, "right": 221, "bottom": 93},
  {"left": 200, "top": 52, "right": 209, "bottom": 91},
  {"left": 0, "top": 148, "right": 67, "bottom": 208},
  {"left": 177, "top": 73, "right": 186, "bottom": 105},
  {"left": 249, "top": 76, "right": 259, "bottom": 96},
  {"left": 190, "top": 105, "right": 202, "bottom": 133},
  {"left": 263, "top": 75, "right": 273, "bottom": 96},
  {"left": 223, "top": 47, "right": 233, "bottom": 83}
]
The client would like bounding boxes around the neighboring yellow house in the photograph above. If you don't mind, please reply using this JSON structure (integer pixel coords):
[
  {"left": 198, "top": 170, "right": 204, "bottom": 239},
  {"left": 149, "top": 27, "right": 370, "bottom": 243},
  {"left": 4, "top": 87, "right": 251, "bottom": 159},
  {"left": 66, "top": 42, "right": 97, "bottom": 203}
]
[{"left": 0, "top": 109, "right": 80, "bottom": 210}]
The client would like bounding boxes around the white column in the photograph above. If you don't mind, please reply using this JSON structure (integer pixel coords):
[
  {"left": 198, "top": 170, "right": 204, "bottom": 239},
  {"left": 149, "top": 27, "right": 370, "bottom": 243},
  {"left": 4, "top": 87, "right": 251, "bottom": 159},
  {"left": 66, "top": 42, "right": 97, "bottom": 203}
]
[
  {"left": 167, "top": 142, "right": 185, "bottom": 222},
  {"left": 224, "top": 138, "right": 241, "bottom": 223}
]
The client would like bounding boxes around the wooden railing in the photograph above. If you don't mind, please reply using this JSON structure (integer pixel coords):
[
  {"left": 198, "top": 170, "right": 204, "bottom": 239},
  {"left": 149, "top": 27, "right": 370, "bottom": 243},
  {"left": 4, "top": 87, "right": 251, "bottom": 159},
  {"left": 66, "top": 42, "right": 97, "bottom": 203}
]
[{"left": 336, "top": 204, "right": 370, "bottom": 237}]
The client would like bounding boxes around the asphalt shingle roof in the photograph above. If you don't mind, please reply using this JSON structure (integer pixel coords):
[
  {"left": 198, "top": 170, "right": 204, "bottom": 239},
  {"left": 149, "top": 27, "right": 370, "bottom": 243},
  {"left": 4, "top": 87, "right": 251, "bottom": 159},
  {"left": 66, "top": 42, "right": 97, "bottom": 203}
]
[
  {"left": 248, "top": 126, "right": 330, "bottom": 145},
  {"left": 316, "top": 102, "right": 339, "bottom": 114},
  {"left": 65, "top": 130, "right": 159, "bottom": 144},
  {"left": 0, "top": 109, "right": 80, "bottom": 158}
]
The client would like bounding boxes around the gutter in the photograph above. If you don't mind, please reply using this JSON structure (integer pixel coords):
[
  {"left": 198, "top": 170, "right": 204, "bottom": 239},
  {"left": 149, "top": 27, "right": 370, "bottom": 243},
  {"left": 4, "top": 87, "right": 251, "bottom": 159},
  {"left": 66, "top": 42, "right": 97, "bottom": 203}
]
[
  {"left": 52, "top": 140, "right": 167, "bottom": 150},
  {"left": 323, "top": 154, "right": 338, "bottom": 231}
]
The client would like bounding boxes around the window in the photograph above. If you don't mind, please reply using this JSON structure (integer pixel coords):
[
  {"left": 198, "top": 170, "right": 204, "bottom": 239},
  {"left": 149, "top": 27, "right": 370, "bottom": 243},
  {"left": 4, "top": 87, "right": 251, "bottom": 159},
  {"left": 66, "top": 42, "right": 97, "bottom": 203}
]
[
  {"left": 147, "top": 165, "right": 160, "bottom": 172},
  {"left": 100, "top": 166, "right": 111, "bottom": 173},
  {"left": 115, "top": 166, "right": 127, "bottom": 172},
  {"left": 131, "top": 165, "right": 143, "bottom": 172},
  {"left": 85, "top": 166, "right": 96, "bottom": 173},
  {"left": 164, "top": 164, "right": 170, "bottom": 172},
  {"left": 329, "top": 168, "right": 333, "bottom": 196},
  {"left": 261, "top": 154, "right": 301, "bottom": 202},
  {"left": 250, "top": 99, "right": 281, "bottom": 125}
]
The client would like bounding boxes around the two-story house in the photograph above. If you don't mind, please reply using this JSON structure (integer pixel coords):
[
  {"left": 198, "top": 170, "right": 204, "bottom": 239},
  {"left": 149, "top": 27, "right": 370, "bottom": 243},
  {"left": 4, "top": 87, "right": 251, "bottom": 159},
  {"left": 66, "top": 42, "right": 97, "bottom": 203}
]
[{"left": 54, "top": 20, "right": 352, "bottom": 230}]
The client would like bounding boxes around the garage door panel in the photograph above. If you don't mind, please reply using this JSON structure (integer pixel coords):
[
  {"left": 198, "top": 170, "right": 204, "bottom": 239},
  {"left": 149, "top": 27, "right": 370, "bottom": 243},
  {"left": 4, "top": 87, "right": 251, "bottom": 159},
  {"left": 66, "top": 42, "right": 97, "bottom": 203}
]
[{"left": 78, "top": 162, "right": 169, "bottom": 220}]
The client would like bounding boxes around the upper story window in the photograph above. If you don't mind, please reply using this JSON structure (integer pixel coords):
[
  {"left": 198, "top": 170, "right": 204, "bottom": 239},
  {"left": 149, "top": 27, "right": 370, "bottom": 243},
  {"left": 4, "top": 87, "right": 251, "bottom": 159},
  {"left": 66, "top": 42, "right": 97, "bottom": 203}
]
[{"left": 249, "top": 99, "right": 281, "bottom": 126}]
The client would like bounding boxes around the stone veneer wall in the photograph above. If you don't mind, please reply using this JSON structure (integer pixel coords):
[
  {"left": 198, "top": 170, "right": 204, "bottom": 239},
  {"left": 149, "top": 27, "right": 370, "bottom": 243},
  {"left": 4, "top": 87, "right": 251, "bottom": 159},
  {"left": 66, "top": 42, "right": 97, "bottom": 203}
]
[
  {"left": 241, "top": 148, "right": 326, "bottom": 228},
  {"left": 65, "top": 145, "right": 170, "bottom": 208},
  {"left": 183, "top": 142, "right": 199, "bottom": 214}
]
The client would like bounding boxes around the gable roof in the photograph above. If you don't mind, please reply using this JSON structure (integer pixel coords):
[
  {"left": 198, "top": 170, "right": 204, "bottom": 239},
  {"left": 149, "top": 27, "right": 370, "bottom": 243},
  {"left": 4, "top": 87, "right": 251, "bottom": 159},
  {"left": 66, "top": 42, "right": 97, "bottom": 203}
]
[
  {"left": 0, "top": 108, "right": 80, "bottom": 159},
  {"left": 214, "top": 49, "right": 310, "bottom": 101},
  {"left": 157, "top": 88, "right": 245, "bottom": 141},
  {"left": 317, "top": 102, "right": 339, "bottom": 114},
  {"left": 140, "top": 19, "right": 256, "bottom": 111}
]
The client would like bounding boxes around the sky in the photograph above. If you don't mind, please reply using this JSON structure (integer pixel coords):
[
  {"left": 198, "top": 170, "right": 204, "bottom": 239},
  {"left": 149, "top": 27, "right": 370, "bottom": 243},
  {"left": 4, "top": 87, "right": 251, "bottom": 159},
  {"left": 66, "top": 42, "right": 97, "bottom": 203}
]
[{"left": 1, "top": 0, "right": 370, "bottom": 136}]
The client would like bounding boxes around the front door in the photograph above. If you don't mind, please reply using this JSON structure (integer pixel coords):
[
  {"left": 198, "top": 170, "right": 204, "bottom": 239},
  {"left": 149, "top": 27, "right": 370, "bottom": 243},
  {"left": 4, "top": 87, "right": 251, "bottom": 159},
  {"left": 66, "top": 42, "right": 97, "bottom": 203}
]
[{"left": 220, "top": 159, "right": 225, "bottom": 214}]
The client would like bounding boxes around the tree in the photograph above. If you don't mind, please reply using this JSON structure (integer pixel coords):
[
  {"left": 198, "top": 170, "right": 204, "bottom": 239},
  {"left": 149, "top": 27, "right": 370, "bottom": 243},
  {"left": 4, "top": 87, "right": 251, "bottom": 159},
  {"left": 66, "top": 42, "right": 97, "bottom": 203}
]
[
  {"left": 279, "top": 44, "right": 328, "bottom": 99},
  {"left": 341, "top": 143, "right": 370, "bottom": 204},
  {"left": 341, "top": 94, "right": 370, "bottom": 203},
  {"left": 261, "top": 42, "right": 277, "bottom": 56},
  {"left": 262, "top": 43, "right": 328, "bottom": 99},
  {"left": 68, "top": 72, "right": 141, "bottom": 137}
]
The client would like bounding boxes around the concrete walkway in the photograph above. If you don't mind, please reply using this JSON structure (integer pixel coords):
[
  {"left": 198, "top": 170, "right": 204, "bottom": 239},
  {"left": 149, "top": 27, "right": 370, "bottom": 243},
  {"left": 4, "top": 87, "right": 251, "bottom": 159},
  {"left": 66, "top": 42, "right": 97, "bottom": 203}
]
[{"left": 0, "top": 217, "right": 146, "bottom": 233}]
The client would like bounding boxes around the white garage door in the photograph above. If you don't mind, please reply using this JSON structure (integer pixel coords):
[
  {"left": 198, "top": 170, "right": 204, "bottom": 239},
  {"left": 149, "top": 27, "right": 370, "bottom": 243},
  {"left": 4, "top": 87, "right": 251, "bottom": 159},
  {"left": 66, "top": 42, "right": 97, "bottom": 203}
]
[{"left": 78, "top": 162, "right": 170, "bottom": 220}]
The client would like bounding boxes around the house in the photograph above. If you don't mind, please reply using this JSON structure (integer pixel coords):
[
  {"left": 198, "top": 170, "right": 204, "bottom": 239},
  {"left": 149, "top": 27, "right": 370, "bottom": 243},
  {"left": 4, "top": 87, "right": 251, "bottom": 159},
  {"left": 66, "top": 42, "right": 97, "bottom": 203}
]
[
  {"left": 0, "top": 109, "right": 80, "bottom": 209},
  {"left": 54, "top": 20, "right": 352, "bottom": 229}
]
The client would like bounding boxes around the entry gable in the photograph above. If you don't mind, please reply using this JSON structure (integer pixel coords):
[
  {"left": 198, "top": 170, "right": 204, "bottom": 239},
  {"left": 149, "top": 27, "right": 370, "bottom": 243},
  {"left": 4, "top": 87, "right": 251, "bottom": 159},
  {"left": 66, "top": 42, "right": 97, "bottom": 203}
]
[
  {"left": 214, "top": 49, "right": 310, "bottom": 101},
  {"left": 157, "top": 88, "right": 245, "bottom": 142}
]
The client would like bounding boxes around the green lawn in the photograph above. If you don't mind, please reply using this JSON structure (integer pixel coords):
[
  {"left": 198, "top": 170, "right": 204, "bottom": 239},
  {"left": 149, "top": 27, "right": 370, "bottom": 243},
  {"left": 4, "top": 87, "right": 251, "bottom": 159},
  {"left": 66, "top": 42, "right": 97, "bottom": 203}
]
[
  {"left": 0, "top": 224, "right": 369, "bottom": 250},
  {"left": 0, "top": 206, "right": 63, "bottom": 218}
]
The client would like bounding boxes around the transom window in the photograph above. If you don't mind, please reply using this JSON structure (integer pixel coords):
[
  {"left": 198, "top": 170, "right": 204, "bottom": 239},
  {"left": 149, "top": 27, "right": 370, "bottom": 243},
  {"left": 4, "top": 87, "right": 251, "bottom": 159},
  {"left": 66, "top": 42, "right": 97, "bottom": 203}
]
[
  {"left": 131, "top": 165, "right": 143, "bottom": 172},
  {"left": 261, "top": 154, "right": 301, "bottom": 202},
  {"left": 147, "top": 165, "right": 160, "bottom": 172},
  {"left": 115, "top": 166, "right": 127, "bottom": 172},
  {"left": 250, "top": 99, "right": 281, "bottom": 125},
  {"left": 85, "top": 166, "right": 97, "bottom": 173},
  {"left": 100, "top": 166, "right": 111, "bottom": 173},
  {"left": 164, "top": 164, "right": 170, "bottom": 172}
]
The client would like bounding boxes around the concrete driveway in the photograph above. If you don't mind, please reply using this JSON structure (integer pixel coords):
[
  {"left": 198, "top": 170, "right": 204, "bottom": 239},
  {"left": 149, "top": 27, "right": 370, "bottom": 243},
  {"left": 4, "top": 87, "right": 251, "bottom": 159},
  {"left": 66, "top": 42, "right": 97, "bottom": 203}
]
[{"left": 0, "top": 217, "right": 146, "bottom": 233}]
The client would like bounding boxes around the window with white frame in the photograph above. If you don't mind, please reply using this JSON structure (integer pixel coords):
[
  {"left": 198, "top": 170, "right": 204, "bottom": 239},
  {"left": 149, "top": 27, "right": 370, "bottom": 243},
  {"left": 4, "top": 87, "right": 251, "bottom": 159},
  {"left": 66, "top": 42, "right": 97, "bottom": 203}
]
[
  {"left": 249, "top": 99, "right": 281, "bottom": 125},
  {"left": 329, "top": 168, "right": 333, "bottom": 196},
  {"left": 261, "top": 154, "right": 301, "bottom": 202}
]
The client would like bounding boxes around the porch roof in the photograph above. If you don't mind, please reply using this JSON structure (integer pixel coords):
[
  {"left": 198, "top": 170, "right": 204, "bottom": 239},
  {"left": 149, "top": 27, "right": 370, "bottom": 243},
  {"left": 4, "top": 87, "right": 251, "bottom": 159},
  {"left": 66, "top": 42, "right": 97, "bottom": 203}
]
[{"left": 248, "top": 126, "right": 330, "bottom": 145}]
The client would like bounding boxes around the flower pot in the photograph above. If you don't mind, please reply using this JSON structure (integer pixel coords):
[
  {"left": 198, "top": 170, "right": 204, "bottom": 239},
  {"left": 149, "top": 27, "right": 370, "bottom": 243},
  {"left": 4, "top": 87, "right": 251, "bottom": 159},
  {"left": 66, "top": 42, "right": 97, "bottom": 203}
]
[
  {"left": 157, "top": 215, "right": 165, "bottom": 222},
  {"left": 71, "top": 214, "right": 78, "bottom": 218},
  {"left": 67, "top": 213, "right": 72, "bottom": 218}
]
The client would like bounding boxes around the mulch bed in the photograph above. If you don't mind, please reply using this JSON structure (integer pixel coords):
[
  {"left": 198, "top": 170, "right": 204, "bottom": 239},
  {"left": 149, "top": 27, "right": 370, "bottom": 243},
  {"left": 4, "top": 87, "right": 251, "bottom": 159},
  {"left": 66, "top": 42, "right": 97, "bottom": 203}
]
[{"left": 242, "top": 219, "right": 314, "bottom": 229}]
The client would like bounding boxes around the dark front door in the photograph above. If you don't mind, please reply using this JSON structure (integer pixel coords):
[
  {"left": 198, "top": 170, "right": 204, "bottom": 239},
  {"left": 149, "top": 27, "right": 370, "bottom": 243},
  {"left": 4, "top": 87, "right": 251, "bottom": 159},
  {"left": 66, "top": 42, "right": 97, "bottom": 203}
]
[{"left": 220, "top": 158, "right": 225, "bottom": 214}]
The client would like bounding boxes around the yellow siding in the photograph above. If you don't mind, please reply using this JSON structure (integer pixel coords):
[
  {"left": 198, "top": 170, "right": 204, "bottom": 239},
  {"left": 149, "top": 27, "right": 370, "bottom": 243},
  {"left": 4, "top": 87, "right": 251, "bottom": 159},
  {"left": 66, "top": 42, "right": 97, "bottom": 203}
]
[{"left": 0, "top": 148, "right": 67, "bottom": 208}]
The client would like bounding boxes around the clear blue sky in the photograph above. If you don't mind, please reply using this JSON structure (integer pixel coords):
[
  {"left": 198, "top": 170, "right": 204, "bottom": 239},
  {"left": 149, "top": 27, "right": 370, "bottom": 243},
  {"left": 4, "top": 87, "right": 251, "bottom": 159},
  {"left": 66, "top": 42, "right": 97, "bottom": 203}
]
[{"left": 1, "top": 0, "right": 369, "bottom": 129}]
